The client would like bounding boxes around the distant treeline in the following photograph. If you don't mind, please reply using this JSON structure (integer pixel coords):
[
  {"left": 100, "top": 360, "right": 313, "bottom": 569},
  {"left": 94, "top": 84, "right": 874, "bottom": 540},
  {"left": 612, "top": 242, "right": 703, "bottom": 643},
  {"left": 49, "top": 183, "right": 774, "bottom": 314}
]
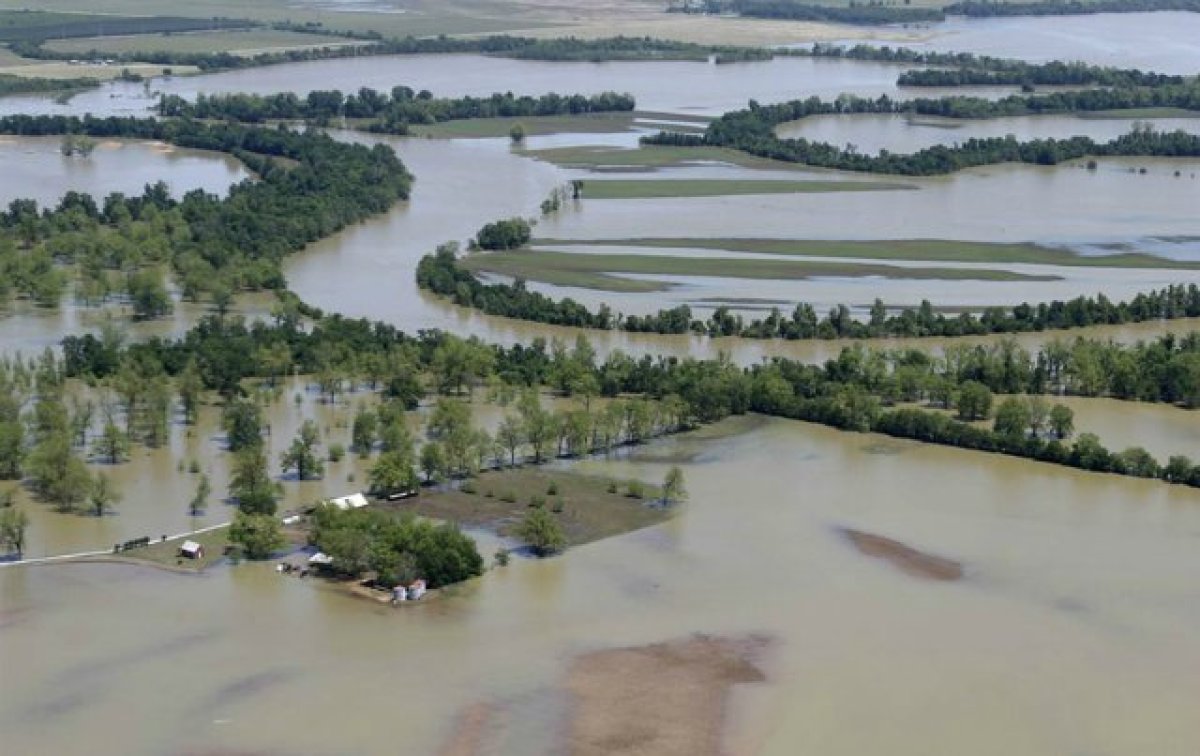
[
  {"left": 944, "top": 0, "right": 1200, "bottom": 17},
  {"left": 12, "top": 34, "right": 766, "bottom": 71},
  {"left": 670, "top": 0, "right": 945, "bottom": 24},
  {"left": 158, "top": 88, "right": 636, "bottom": 131},
  {"left": 642, "top": 85, "right": 1200, "bottom": 174},
  {"left": 0, "top": 73, "right": 99, "bottom": 98},
  {"left": 417, "top": 240, "right": 1200, "bottom": 340},
  {"left": 0, "top": 115, "right": 410, "bottom": 309},
  {"left": 0, "top": 10, "right": 253, "bottom": 43}
]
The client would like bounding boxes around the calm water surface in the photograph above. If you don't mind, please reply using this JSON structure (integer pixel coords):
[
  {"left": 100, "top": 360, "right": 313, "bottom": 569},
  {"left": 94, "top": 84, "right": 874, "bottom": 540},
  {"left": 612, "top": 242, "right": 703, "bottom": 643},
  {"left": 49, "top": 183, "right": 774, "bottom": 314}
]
[{"left": 3, "top": 416, "right": 1198, "bottom": 755}]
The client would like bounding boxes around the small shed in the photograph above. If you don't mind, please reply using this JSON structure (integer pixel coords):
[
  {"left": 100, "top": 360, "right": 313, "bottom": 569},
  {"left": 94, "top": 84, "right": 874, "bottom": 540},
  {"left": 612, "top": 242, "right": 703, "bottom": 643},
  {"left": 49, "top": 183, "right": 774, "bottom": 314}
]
[
  {"left": 308, "top": 552, "right": 334, "bottom": 567},
  {"left": 179, "top": 540, "right": 204, "bottom": 560},
  {"left": 328, "top": 493, "right": 369, "bottom": 511}
]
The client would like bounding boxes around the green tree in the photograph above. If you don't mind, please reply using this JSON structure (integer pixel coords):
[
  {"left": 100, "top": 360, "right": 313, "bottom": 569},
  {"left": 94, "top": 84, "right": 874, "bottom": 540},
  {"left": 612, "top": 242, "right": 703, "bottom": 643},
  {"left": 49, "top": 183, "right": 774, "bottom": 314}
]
[
  {"left": 177, "top": 359, "right": 204, "bottom": 425},
  {"left": 497, "top": 415, "right": 524, "bottom": 467},
  {"left": 662, "top": 466, "right": 688, "bottom": 505},
  {"left": 26, "top": 433, "right": 91, "bottom": 512},
  {"left": 519, "top": 391, "right": 555, "bottom": 464},
  {"left": 88, "top": 472, "right": 121, "bottom": 517},
  {"left": 229, "top": 511, "right": 285, "bottom": 560},
  {"left": 0, "top": 507, "right": 29, "bottom": 555},
  {"left": 420, "top": 441, "right": 446, "bottom": 485},
  {"left": 956, "top": 381, "right": 993, "bottom": 421},
  {"left": 0, "top": 421, "right": 25, "bottom": 479},
  {"left": 229, "top": 446, "right": 278, "bottom": 515},
  {"left": 92, "top": 419, "right": 130, "bottom": 464},
  {"left": 281, "top": 420, "right": 323, "bottom": 481},
  {"left": 351, "top": 406, "right": 378, "bottom": 457},
  {"left": 222, "top": 400, "right": 262, "bottom": 452},
  {"left": 517, "top": 506, "right": 566, "bottom": 557},
  {"left": 509, "top": 122, "right": 526, "bottom": 144},
  {"left": 369, "top": 449, "right": 419, "bottom": 497},
  {"left": 126, "top": 268, "right": 173, "bottom": 320},
  {"left": 189, "top": 474, "right": 211, "bottom": 516},
  {"left": 993, "top": 396, "right": 1032, "bottom": 438},
  {"left": 1049, "top": 404, "right": 1075, "bottom": 439}
]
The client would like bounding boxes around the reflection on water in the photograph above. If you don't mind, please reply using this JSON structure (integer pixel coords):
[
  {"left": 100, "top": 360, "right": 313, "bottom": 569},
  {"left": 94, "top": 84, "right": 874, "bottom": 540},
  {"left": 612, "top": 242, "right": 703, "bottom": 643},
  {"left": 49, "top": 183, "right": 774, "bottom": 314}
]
[{"left": 3, "top": 416, "right": 1198, "bottom": 755}]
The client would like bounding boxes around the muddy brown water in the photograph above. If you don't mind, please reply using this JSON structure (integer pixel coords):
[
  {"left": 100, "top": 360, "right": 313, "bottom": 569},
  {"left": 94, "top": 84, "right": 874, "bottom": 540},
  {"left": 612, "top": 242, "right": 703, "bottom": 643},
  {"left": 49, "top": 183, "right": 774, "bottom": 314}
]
[{"left": 3, "top": 415, "right": 1198, "bottom": 755}]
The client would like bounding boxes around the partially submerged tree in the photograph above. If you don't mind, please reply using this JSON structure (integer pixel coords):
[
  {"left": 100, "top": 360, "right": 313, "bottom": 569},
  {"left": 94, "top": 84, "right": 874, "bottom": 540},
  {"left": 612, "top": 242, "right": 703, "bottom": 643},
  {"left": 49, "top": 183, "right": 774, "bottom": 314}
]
[{"left": 517, "top": 507, "right": 566, "bottom": 557}]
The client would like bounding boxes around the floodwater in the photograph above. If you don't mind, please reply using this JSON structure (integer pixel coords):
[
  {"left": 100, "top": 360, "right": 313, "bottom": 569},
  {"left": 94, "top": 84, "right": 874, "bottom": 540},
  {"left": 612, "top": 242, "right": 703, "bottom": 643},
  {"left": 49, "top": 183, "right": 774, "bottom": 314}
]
[
  {"left": 3, "top": 415, "right": 1198, "bottom": 755},
  {"left": 0, "top": 136, "right": 250, "bottom": 208},
  {"left": 908, "top": 12, "right": 1200, "bottom": 74},
  {"left": 776, "top": 112, "right": 1200, "bottom": 157}
]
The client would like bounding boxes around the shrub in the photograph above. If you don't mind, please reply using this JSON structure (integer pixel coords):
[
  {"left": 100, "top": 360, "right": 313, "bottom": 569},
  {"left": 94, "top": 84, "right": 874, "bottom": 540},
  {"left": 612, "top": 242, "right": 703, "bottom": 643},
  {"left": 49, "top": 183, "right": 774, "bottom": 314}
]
[{"left": 626, "top": 479, "right": 645, "bottom": 499}]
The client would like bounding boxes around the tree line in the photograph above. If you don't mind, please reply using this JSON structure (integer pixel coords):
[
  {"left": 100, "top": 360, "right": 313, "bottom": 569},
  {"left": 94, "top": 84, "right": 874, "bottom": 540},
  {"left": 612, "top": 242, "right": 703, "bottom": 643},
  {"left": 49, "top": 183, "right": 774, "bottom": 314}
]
[
  {"left": 670, "top": 0, "right": 945, "bottom": 25},
  {"left": 0, "top": 73, "right": 100, "bottom": 98},
  {"left": 647, "top": 89, "right": 1200, "bottom": 174},
  {"left": 0, "top": 115, "right": 411, "bottom": 312},
  {"left": 943, "top": 0, "right": 1200, "bottom": 17},
  {"left": 417, "top": 238, "right": 1200, "bottom": 341},
  {"left": 158, "top": 88, "right": 636, "bottom": 131}
]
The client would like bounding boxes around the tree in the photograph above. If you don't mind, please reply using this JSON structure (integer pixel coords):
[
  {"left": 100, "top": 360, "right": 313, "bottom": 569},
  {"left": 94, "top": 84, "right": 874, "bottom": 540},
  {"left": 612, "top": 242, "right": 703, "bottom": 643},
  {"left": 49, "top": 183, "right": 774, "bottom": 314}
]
[
  {"left": 223, "top": 400, "right": 263, "bottom": 451},
  {"left": 189, "top": 474, "right": 211, "bottom": 516},
  {"left": 26, "top": 433, "right": 91, "bottom": 512},
  {"left": 281, "top": 420, "right": 323, "bottom": 481},
  {"left": 92, "top": 420, "right": 130, "bottom": 464},
  {"left": 369, "top": 449, "right": 418, "bottom": 497},
  {"left": 0, "top": 421, "right": 25, "bottom": 479},
  {"left": 0, "top": 507, "right": 29, "bottom": 555},
  {"left": 993, "top": 396, "right": 1032, "bottom": 438},
  {"left": 519, "top": 391, "right": 555, "bottom": 463},
  {"left": 662, "top": 466, "right": 688, "bottom": 505},
  {"left": 127, "top": 269, "right": 173, "bottom": 320},
  {"left": 177, "top": 359, "right": 204, "bottom": 425},
  {"left": 1049, "top": 404, "right": 1075, "bottom": 439},
  {"left": 956, "top": 380, "right": 993, "bottom": 421},
  {"left": 517, "top": 507, "right": 566, "bottom": 557},
  {"left": 229, "top": 446, "right": 278, "bottom": 515},
  {"left": 509, "top": 122, "right": 526, "bottom": 144},
  {"left": 351, "top": 406, "right": 378, "bottom": 457},
  {"left": 88, "top": 472, "right": 121, "bottom": 517},
  {"left": 497, "top": 415, "right": 524, "bottom": 467},
  {"left": 229, "top": 511, "right": 285, "bottom": 560},
  {"left": 420, "top": 442, "right": 446, "bottom": 485}
]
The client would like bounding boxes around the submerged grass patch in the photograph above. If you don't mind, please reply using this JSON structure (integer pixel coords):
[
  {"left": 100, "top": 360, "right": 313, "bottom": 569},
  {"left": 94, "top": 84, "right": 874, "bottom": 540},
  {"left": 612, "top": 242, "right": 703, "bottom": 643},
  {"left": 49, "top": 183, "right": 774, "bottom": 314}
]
[
  {"left": 411, "top": 112, "right": 639, "bottom": 139},
  {"left": 521, "top": 144, "right": 827, "bottom": 172},
  {"left": 388, "top": 468, "right": 668, "bottom": 548},
  {"left": 574, "top": 178, "right": 913, "bottom": 198},
  {"left": 462, "top": 249, "right": 1060, "bottom": 292},
  {"left": 536, "top": 237, "right": 1200, "bottom": 270}
]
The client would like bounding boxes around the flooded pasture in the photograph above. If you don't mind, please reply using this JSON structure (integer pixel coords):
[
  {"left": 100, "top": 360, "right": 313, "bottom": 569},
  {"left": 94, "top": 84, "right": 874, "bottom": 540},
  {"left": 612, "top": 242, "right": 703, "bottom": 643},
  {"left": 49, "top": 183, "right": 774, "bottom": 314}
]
[{"left": 3, "top": 416, "right": 1199, "bottom": 755}]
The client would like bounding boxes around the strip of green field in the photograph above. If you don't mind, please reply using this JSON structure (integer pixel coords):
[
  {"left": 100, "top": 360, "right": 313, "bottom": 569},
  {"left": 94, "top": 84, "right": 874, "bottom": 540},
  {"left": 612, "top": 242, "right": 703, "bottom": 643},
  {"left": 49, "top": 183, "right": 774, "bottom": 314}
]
[
  {"left": 43, "top": 29, "right": 355, "bottom": 56},
  {"left": 412, "top": 113, "right": 638, "bottom": 139},
  {"left": 461, "top": 249, "right": 1060, "bottom": 293},
  {"left": 575, "top": 178, "right": 914, "bottom": 198},
  {"left": 523, "top": 144, "right": 830, "bottom": 172},
  {"left": 535, "top": 237, "right": 1200, "bottom": 270}
]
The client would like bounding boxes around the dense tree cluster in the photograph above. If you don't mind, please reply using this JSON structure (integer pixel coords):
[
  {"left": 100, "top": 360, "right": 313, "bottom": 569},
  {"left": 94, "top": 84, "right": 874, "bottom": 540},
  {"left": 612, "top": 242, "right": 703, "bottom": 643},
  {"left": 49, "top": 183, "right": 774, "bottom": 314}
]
[
  {"left": 0, "top": 10, "right": 251, "bottom": 43},
  {"left": 0, "top": 115, "right": 410, "bottom": 310},
  {"left": 309, "top": 505, "right": 483, "bottom": 588},
  {"left": 158, "top": 88, "right": 635, "bottom": 131},
  {"left": 0, "top": 73, "right": 99, "bottom": 97}
]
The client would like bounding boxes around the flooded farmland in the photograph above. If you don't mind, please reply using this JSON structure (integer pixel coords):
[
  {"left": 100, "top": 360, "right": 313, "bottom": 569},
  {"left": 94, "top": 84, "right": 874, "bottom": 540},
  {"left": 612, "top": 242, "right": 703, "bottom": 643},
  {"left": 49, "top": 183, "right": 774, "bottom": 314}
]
[{"left": 1, "top": 8, "right": 1199, "bottom": 756}]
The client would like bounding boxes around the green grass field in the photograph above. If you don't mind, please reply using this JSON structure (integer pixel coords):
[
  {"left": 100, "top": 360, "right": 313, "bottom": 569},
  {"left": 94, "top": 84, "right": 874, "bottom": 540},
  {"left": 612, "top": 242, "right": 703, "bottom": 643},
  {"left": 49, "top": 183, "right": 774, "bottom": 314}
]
[
  {"left": 43, "top": 29, "right": 356, "bottom": 56},
  {"left": 462, "top": 249, "right": 1060, "bottom": 292},
  {"left": 412, "top": 112, "right": 639, "bottom": 139},
  {"left": 522, "top": 144, "right": 833, "bottom": 172},
  {"left": 536, "top": 238, "right": 1200, "bottom": 270},
  {"left": 574, "top": 178, "right": 913, "bottom": 198},
  {"left": 391, "top": 468, "right": 669, "bottom": 549},
  {"left": 1077, "top": 108, "right": 1200, "bottom": 120}
]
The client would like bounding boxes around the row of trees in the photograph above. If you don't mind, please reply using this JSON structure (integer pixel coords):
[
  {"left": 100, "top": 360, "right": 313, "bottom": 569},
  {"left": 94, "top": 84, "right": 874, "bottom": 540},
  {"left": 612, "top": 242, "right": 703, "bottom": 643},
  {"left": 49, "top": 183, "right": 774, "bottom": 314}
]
[
  {"left": 418, "top": 239, "right": 1200, "bottom": 342},
  {"left": 0, "top": 115, "right": 411, "bottom": 312},
  {"left": 157, "top": 88, "right": 636, "bottom": 130},
  {"left": 670, "top": 0, "right": 945, "bottom": 25},
  {"left": 944, "top": 0, "right": 1200, "bottom": 17}
]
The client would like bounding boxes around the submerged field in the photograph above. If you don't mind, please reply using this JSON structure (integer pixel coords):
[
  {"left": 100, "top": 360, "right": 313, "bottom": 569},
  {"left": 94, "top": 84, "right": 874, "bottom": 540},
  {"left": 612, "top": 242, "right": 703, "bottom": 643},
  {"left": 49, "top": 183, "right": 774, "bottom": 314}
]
[
  {"left": 539, "top": 237, "right": 1200, "bottom": 269},
  {"left": 462, "top": 248, "right": 1060, "bottom": 292}
]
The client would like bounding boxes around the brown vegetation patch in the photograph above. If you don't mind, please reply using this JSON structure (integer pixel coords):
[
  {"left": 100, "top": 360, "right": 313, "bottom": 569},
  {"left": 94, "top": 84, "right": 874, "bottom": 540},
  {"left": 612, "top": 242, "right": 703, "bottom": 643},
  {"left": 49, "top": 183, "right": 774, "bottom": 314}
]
[
  {"left": 566, "top": 634, "right": 768, "bottom": 756},
  {"left": 841, "top": 528, "right": 963, "bottom": 581}
]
